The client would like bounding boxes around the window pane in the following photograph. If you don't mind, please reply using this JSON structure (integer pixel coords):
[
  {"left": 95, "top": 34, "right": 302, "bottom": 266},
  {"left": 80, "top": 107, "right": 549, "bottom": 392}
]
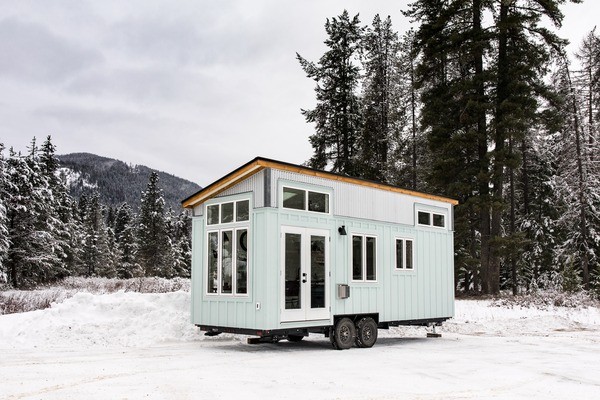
[
  {"left": 236, "top": 200, "right": 249, "bottom": 221},
  {"left": 285, "top": 233, "right": 302, "bottom": 309},
  {"left": 433, "top": 213, "right": 445, "bottom": 227},
  {"left": 310, "top": 236, "right": 326, "bottom": 309},
  {"left": 308, "top": 191, "right": 329, "bottom": 213},
  {"left": 396, "top": 239, "right": 404, "bottom": 269},
  {"left": 283, "top": 187, "right": 306, "bottom": 210},
  {"left": 418, "top": 211, "right": 430, "bottom": 225},
  {"left": 366, "top": 237, "right": 376, "bottom": 281},
  {"left": 406, "top": 240, "right": 413, "bottom": 269},
  {"left": 221, "top": 231, "right": 233, "bottom": 293},
  {"left": 352, "top": 236, "right": 363, "bottom": 280},
  {"left": 221, "top": 202, "right": 234, "bottom": 223},
  {"left": 236, "top": 229, "right": 248, "bottom": 294},
  {"left": 207, "top": 205, "right": 219, "bottom": 225},
  {"left": 207, "top": 232, "right": 218, "bottom": 293}
]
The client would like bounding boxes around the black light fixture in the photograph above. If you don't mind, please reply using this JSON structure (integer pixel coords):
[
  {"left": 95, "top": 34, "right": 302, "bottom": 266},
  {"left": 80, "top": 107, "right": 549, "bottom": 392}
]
[{"left": 338, "top": 225, "right": 347, "bottom": 236}]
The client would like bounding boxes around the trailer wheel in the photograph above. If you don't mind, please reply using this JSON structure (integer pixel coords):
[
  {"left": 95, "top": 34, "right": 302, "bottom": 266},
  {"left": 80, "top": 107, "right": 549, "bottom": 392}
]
[
  {"left": 331, "top": 318, "right": 356, "bottom": 350},
  {"left": 355, "top": 317, "right": 378, "bottom": 348},
  {"left": 287, "top": 334, "right": 304, "bottom": 342}
]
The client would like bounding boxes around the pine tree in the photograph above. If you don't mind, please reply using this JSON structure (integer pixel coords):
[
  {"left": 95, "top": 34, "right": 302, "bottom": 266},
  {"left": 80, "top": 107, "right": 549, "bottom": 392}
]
[
  {"left": 114, "top": 203, "right": 141, "bottom": 279},
  {"left": 357, "top": 14, "right": 403, "bottom": 182},
  {"left": 0, "top": 144, "right": 9, "bottom": 284},
  {"left": 137, "top": 172, "right": 172, "bottom": 277},
  {"left": 297, "top": 10, "right": 363, "bottom": 175}
]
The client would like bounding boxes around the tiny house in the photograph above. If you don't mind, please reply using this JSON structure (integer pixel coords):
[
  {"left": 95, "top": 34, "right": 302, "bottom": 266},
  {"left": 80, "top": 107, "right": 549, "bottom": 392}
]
[{"left": 182, "top": 157, "right": 457, "bottom": 349}]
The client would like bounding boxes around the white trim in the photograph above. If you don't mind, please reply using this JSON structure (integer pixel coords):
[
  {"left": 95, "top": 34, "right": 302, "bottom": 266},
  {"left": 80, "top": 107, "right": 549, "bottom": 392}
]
[
  {"left": 350, "top": 233, "right": 378, "bottom": 283},
  {"left": 206, "top": 197, "right": 251, "bottom": 227}
]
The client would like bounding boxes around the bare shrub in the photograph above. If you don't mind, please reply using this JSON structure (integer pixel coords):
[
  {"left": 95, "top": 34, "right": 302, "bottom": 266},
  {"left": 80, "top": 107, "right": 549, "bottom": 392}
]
[{"left": 0, "top": 277, "right": 190, "bottom": 315}]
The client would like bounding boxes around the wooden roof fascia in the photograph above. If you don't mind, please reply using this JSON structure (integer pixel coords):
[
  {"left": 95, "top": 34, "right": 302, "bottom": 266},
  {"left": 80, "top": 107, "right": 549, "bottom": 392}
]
[
  {"left": 181, "top": 160, "right": 264, "bottom": 209},
  {"left": 182, "top": 157, "right": 459, "bottom": 209}
]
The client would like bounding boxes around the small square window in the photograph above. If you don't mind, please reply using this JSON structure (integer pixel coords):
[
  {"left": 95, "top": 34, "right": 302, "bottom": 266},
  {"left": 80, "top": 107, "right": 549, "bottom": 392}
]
[
  {"left": 221, "top": 202, "right": 234, "bottom": 223},
  {"left": 283, "top": 187, "right": 306, "bottom": 210},
  {"left": 418, "top": 211, "right": 430, "bottom": 225},
  {"left": 207, "top": 205, "right": 219, "bottom": 225},
  {"left": 236, "top": 200, "right": 249, "bottom": 221},
  {"left": 433, "top": 213, "right": 445, "bottom": 228}
]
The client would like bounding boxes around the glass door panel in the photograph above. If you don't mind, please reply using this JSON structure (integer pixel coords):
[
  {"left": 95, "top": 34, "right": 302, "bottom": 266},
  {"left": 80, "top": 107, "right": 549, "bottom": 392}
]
[
  {"left": 310, "top": 236, "right": 326, "bottom": 309},
  {"left": 284, "top": 233, "right": 302, "bottom": 310}
]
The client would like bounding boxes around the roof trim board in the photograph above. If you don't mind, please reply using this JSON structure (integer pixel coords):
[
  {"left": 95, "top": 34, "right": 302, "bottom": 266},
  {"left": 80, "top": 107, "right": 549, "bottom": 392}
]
[{"left": 181, "top": 157, "right": 459, "bottom": 208}]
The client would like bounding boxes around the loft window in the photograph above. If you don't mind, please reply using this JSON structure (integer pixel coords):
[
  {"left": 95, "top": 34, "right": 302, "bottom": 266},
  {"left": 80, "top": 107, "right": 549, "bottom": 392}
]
[
  {"left": 417, "top": 210, "right": 446, "bottom": 229},
  {"left": 282, "top": 186, "right": 329, "bottom": 214},
  {"left": 352, "top": 235, "right": 377, "bottom": 282}
]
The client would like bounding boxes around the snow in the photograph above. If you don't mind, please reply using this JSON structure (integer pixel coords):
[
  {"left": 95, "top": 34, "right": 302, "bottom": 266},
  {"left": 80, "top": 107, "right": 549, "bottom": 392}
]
[{"left": 1, "top": 292, "right": 599, "bottom": 399}]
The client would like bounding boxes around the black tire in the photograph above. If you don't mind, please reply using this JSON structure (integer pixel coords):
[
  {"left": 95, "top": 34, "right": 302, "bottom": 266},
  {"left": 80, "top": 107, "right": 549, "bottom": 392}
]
[
  {"left": 287, "top": 334, "right": 304, "bottom": 342},
  {"left": 355, "top": 317, "right": 378, "bottom": 348},
  {"left": 331, "top": 318, "right": 356, "bottom": 350}
]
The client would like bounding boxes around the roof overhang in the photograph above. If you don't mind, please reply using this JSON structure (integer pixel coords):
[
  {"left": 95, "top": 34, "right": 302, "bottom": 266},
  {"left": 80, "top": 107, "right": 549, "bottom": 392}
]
[{"left": 181, "top": 157, "right": 459, "bottom": 209}]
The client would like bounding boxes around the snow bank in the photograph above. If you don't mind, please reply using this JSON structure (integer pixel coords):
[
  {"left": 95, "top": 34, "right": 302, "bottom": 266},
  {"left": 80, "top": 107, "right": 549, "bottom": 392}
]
[
  {"left": 1, "top": 292, "right": 598, "bottom": 350},
  {"left": 0, "top": 290, "right": 204, "bottom": 349}
]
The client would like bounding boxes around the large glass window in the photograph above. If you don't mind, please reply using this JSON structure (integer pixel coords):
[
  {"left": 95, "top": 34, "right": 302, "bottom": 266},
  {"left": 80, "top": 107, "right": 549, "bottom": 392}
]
[
  {"left": 396, "top": 238, "right": 414, "bottom": 270},
  {"left": 282, "top": 186, "right": 330, "bottom": 214},
  {"left": 352, "top": 234, "right": 377, "bottom": 282},
  {"left": 205, "top": 197, "right": 250, "bottom": 296}
]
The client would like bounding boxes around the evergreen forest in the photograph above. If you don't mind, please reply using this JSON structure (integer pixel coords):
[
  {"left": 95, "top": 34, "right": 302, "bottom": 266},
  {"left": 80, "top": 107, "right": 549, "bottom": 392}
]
[
  {"left": 297, "top": 2, "right": 599, "bottom": 296},
  {"left": 0, "top": 136, "right": 192, "bottom": 288}
]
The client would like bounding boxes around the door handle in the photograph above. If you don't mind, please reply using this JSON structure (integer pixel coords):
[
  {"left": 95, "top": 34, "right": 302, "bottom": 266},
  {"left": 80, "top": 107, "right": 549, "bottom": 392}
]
[{"left": 302, "top": 272, "right": 307, "bottom": 283}]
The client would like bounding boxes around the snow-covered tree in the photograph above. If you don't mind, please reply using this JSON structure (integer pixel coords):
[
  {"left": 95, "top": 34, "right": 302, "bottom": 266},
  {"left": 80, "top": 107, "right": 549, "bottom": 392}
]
[
  {"left": 0, "top": 144, "right": 10, "bottom": 283},
  {"left": 114, "top": 203, "right": 141, "bottom": 279},
  {"left": 137, "top": 172, "right": 172, "bottom": 277}
]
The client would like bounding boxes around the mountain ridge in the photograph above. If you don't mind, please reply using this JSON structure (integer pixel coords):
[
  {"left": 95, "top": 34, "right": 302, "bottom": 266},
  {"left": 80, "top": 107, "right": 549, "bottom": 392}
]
[{"left": 57, "top": 152, "right": 201, "bottom": 211}]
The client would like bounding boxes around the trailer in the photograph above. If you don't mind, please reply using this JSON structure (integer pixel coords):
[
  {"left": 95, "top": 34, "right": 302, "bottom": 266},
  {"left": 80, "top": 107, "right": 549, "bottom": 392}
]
[{"left": 182, "top": 157, "right": 457, "bottom": 349}]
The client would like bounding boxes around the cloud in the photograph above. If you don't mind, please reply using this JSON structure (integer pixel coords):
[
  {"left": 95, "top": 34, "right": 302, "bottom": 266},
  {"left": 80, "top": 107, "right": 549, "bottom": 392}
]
[{"left": 0, "top": 18, "right": 102, "bottom": 83}]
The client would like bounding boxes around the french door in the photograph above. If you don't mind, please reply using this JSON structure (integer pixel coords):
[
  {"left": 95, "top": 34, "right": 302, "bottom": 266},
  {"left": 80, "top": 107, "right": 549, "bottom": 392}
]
[{"left": 280, "top": 226, "right": 330, "bottom": 322}]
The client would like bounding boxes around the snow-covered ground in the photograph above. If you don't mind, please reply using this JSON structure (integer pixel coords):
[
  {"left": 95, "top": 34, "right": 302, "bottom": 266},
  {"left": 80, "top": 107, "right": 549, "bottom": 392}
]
[{"left": 1, "top": 291, "right": 599, "bottom": 399}]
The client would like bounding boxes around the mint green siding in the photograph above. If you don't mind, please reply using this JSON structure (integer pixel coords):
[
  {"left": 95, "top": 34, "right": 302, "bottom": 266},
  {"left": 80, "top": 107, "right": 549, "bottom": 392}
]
[{"left": 192, "top": 192, "right": 454, "bottom": 330}]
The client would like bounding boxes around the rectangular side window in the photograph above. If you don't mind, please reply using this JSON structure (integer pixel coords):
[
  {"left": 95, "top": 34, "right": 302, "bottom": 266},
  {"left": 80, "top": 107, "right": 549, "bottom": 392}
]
[
  {"left": 207, "top": 205, "right": 219, "bottom": 225},
  {"left": 236, "top": 229, "right": 248, "bottom": 294},
  {"left": 221, "top": 202, "right": 234, "bottom": 224},
  {"left": 396, "top": 239, "right": 404, "bottom": 269},
  {"left": 283, "top": 187, "right": 306, "bottom": 210},
  {"left": 406, "top": 240, "right": 413, "bottom": 269},
  {"left": 236, "top": 200, "right": 249, "bottom": 221},
  {"left": 221, "top": 230, "right": 233, "bottom": 293},
  {"left": 418, "top": 211, "right": 430, "bottom": 225},
  {"left": 308, "top": 191, "right": 329, "bottom": 213},
  {"left": 207, "top": 232, "right": 219, "bottom": 292},
  {"left": 352, "top": 235, "right": 363, "bottom": 280},
  {"left": 366, "top": 237, "right": 376, "bottom": 281},
  {"left": 433, "top": 213, "right": 445, "bottom": 228}
]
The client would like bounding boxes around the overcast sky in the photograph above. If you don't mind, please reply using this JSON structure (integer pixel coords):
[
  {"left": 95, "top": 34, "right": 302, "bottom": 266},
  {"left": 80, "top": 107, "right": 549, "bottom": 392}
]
[{"left": 0, "top": 0, "right": 597, "bottom": 186}]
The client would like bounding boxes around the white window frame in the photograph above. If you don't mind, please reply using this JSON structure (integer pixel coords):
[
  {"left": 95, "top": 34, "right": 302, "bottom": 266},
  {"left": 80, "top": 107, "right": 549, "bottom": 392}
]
[
  {"left": 206, "top": 198, "right": 250, "bottom": 226},
  {"left": 416, "top": 210, "right": 447, "bottom": 229},
  {"left": 204, "top": 195, "right": 251, "bottom": 297},
  {"left": 394, "top": 237, "right": 415, "bottom": 271},
  {"left": 350, "top": 234, "right": 378, "bottom": 283},
  {"left": 281, "top": 185, "right": 331, "bottom": 215}
]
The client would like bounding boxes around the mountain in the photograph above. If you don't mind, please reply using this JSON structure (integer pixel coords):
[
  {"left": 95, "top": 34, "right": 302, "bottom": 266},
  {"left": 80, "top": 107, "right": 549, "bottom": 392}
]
[{"left": 56, "top": 153, "right": 201, "bottom": 211}]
